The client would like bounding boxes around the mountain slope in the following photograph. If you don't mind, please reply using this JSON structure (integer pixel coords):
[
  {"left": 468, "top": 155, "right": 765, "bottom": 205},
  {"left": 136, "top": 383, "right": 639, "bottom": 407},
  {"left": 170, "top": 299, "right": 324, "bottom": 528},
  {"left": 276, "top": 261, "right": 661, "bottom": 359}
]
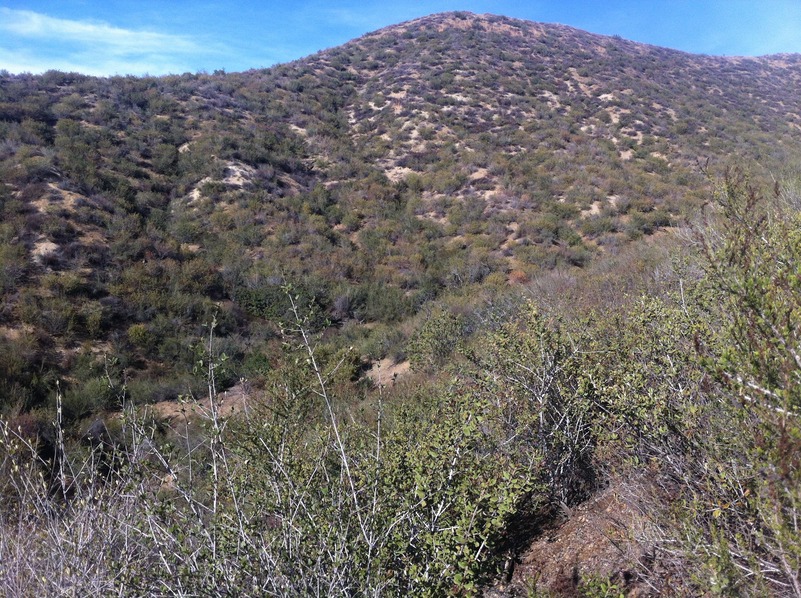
[{"left": 1, "top": 12, "right": 800, "bottom": 412}]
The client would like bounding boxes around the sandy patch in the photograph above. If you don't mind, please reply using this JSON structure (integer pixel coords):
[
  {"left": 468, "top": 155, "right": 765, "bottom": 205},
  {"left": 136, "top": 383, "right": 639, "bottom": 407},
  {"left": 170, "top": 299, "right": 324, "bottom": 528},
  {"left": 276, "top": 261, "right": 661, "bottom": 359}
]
[
  {"left": 32, "top": 239, "right": 59, "bottom": 261},
  {"left": 0, "top": 326, "right": 23, "bottom": 341},
  {"left": 385, "top": 165, "right": 415, "bottom": 182},
  {"left": 367, "top": 358, "right": 410, "bottom": 387},
  {"left": 415, "top": 212, "right": 449, "bottom": 226},
  {"left": 470, "top": 168, "right": 489, "bottom": 181},
  {"left": 568, "top": 68, "right": 594, "bottom": 97},
  {"left": 540, "top": 90, "right": 561, "bottom": 110},
  {"left": 604, "top": 106, "right": 630, "bottom": 125},
  {"left": 500, "top": 221, "right": 519, "bottom": 251},
  {"left": 148, "top": 380, "right": 255, "bottom": 422},
  {"left": 446, "top": 93, "right": 470, "bottom": 103},
  {"left": 582, "top": 201, "right": 604, "bottom": 217},
  {"left": 30, "top": 184, "right": 86, "bottom": 214},
  {"left": 224, "top": 162, "right": 255, "bottom": 187}
]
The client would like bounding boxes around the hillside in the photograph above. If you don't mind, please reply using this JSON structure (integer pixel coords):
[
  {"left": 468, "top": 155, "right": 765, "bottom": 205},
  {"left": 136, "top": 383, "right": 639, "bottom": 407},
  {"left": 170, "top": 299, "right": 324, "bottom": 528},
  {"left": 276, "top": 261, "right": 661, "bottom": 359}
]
[
  {"left": 2, "top": 12, "right": 801, "bottom": 414},
  {"left": 1, "top": 12, "right": 801, "bottom": 595}
]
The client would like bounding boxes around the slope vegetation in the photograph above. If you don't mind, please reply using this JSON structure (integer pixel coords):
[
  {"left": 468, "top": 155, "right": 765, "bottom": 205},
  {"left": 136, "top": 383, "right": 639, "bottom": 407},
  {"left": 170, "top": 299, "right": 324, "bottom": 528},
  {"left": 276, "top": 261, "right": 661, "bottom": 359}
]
[
  {"left": 1, "top": 16, "right": 801, "bottom": 593},
  {"left": 2, "top": 12, "right": 800, "bottom": 414}
]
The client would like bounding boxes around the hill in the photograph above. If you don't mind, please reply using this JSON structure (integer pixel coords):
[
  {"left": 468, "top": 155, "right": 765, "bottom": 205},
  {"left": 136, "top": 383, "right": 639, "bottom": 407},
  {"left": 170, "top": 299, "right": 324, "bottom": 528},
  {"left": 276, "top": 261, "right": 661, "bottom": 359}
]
[
  {"left": 1, "top": 12, "right": 801, "bottom": 595},
  {"left": 2, "top": 12, "right": 800, "bottom": 413}
]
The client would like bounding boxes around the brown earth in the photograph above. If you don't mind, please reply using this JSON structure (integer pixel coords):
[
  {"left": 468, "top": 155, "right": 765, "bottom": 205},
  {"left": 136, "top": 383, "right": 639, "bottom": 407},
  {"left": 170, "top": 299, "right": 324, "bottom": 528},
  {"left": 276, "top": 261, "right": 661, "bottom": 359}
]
[
  {"left": 487, "top": 479, "right": 666, "bottom": 596},
  {"left": 148, "top": 379, "right": 255, "bottom": 422}
]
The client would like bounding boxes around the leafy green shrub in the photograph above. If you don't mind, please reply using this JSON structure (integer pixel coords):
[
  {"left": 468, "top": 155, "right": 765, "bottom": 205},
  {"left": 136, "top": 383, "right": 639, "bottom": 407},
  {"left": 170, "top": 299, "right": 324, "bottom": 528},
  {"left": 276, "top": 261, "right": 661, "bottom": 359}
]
[
  {"left": 580, "top": 215, "right": 617, "bottom": 238},
  {"left": 406, "top": 307, "right": 465, "bottom": 372},
  {"left": 236, "top": 281, "right": 329, "bottom": 328},
  {"left": 360, "top": 323, "right": 407, "bottom": 362},
  {"left": 127, "top": 323, "right": 155, "bottom": 350},
  {"left": 464, "top": 304, "right": 599, "bottom": 505},
  {"left": 58, "top": 376, "right": 116, "bottom": 422},
  {"left": 681, "top": 170, "right": 801, "bottom": 594},
  {"left": 351, "top": 281, "right": 412, "bottom": 323}
]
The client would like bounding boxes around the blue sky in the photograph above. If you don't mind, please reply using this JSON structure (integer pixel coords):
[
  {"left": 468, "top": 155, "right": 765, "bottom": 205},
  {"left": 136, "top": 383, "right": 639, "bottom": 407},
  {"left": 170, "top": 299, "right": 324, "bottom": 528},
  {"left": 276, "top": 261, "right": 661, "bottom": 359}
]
[{"left": 2, "top": 1, "right": 801, "bottom": 76}]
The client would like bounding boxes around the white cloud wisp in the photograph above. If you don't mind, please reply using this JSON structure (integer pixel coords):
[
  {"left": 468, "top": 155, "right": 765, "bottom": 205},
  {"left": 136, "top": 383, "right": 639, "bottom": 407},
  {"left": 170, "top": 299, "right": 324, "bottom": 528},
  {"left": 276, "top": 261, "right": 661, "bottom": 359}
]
[{"left": 0, "top": 8, "right": 213, "bottom": 75}]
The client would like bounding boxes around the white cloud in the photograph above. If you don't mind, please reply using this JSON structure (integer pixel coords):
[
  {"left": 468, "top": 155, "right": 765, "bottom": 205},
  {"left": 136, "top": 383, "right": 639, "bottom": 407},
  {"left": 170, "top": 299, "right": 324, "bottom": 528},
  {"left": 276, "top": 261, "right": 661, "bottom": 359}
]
[
  {"left": 0, "top": 8, "right": 198, "bottom": 53},
  {"left": 0, "top": 8, "right": 218, "bottom": 75}
]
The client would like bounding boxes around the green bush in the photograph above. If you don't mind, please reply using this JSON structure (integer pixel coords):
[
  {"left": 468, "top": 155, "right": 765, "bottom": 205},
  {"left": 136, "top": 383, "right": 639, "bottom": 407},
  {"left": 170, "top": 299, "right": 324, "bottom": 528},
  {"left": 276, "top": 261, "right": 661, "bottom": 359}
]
[
  {"left": 406, "top": 307, "right": 465, "bottom": 372},
  {"left": 680, "top": 170, "right": 801, "bottom": 594},
  {"left": 59, "top": 376, "right": 116, "bottom": 422}
]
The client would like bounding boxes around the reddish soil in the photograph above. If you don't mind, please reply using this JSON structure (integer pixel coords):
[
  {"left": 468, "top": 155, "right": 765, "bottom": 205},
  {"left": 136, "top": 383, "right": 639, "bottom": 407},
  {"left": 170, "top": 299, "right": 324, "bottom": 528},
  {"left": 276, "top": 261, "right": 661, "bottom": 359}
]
[{"left": 488, "top": 480, "right": 663, "bottom": 596}]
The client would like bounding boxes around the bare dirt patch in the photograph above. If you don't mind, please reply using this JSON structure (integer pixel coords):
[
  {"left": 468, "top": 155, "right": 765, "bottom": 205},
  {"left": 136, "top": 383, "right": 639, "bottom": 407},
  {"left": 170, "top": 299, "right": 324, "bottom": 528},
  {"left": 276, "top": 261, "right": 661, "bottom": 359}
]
[
  {"left": 366, "top": 358, "right": 410, "bottom": 387},
  {"left": 148, "top": 380, "right": 255, "bottom": 422},
  {"left": 32, "top": 238, "right": 59, "bottom": 262},
  {"left": 223, "top": 162, "right": 255, "bottom": 187},
  {"left": 581, "top": 201, "right": 604, "bottom": 217},
  {"left": 0, "top": 326, "right": 23, "bottom": 341},
  {"left": 495, "top": 480, "right": 659, "bottom": 596},
  {"left": 500, "top": 221, "right": 519, "bottom": 252},
  {"left": 30, "top": 184, "right": 85, "bottom": 214},
  {"left": 568, "top": 67, "right": 595, "bottom": 97},
  {"left": 385, "top": 165, "right": 415, "bottom": 182},
  {"left": 470, "top": 168, "right": 489, "bottom": 181},
  {"left": 540, "top": 90, "right": 561, "bottom": 110},
  {"left": 604, "top": 106, "right": 630, "bottom": 125}
]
